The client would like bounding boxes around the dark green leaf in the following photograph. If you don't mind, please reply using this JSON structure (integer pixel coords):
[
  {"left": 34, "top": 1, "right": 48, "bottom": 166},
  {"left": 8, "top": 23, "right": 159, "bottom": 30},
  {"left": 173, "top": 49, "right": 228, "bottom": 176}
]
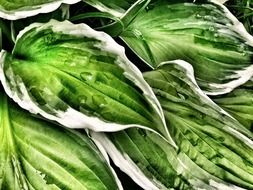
[
  {"left": 119, "top": 0, "right": 253, "bottom": 95},
  {"left": 213, "top": 79, "right": 253, "bottom": 131},
  {"left": 144, "top": 61, "right": 253, "bottom": 189}
]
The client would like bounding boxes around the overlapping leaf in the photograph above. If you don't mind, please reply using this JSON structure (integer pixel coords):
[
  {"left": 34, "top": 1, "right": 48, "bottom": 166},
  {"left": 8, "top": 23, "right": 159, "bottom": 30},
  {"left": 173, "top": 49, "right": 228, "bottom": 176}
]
[
  {"left": 0, "top": 20, "right": 175, "bottom": 146},
  {"left": 89, "top": 0, "right": 253, "bottom": 95},
  {"left": 145, "top": 61, "right": 253, "bottom": 189},
  {"left": 214, "top": 79, "right": 253, "bottom": 131},
  {"left": 93, "top": 60, "right": 253, "bottom": 189},
  {"left": 0, "top": 0, "right": 80, "bottom": 20},
  {"left": 0, "top": 88, "right": 121, "bottom": 190}
]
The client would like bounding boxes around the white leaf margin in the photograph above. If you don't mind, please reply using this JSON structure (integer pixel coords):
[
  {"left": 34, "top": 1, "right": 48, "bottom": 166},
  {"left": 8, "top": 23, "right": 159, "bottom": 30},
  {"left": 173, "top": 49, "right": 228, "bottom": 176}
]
[
  {"left": 157, "top": 60, "right": 253, "bottom": 148},
  {"left": 120, "top": 0, "right": 253, "bottom": 96},
  {"left": 0, "top": 0, "right": 81, "bottom": 20},
  {"left": 91, "top": 132, "right": 162, "bottom": 190},
  {"left": 91, "top": 131, "right": 247, "bottom": 190},
  {"left": 204, "top": 0, "right": 253, "bottom": 95},
  {"left": 0, "top": 19, "right": 176, "bottom": 148},
  {"left": 215, "top": 0, "right": 229, "bottom": 4},
  {"left": 90, "top": 60, "right": 252, "bottom": 190}
]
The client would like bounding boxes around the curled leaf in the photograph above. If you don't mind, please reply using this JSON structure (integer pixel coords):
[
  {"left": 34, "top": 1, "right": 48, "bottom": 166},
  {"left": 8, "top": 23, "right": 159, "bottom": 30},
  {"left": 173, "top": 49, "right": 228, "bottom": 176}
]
[
  {"left": 0, "top": 19, "right": 174, "bottom": 146},
  {"left": 93, "top": 60, "right": 253, "bottom": 189},
  {"left": 118, "top": 0, "right": 253, "bottom": 95},
  {"left": 144, "top": 60, "right": 253, "bottom": 189}
]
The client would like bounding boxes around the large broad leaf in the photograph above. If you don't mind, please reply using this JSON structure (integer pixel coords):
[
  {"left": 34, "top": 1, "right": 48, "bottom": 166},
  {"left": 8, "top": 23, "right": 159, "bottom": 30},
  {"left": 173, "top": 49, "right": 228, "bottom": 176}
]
[
  {"left": 0, "top": 88, "right": 122, "bottom": 190},
  {"left": 92, "top": 60, "right": 253, "bottom": 189},
  {"left": 213, "top": 79, "right": 253, "bottom": 131},
  {"left": 118, "top": 0, "right": 253, "bottom": 95},
  {"left": 0, "top": 0, "right": 80, "bottom": 20},
  {"left": 0, "top": 19, "right": 174, "bottom": 146},
  {"left": 144, "top": 61, "right": 253, "bottom": 189}
]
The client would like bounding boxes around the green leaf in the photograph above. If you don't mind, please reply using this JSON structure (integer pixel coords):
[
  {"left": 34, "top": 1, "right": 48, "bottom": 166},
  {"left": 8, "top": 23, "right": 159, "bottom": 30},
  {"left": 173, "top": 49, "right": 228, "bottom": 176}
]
[
  {"left": 93, "top": 61, "right": 253, "bottom": 189},
  {"left": 0, "top": 0, "right": 80, "bottom": 20},
  {"left": 0, "top": 89, "right": 121, "bottom": 190},
  {"left": 213, "top": 79, "right": 253, "bottom": 131},
  {"left": 92, "top": 131, "right": 195, "bottom": 190},
  {"left": 118, "top": 0, "right": 253, "bottom": 95},
  {"left": 0, "top": 19, "right": 174, "bottom": 146},
  {"left": 144, "top": 60, "right": 253, "bottom": 189}
]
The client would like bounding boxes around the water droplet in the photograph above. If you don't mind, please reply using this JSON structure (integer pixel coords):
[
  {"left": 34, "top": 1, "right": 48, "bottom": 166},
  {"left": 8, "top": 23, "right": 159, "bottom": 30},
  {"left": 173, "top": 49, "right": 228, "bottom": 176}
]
[
  {"left": 80, "top": 72, "right": 93, "bottom": 81},
  {"left": 145, "top": 5, "right": 154, "bottom": 11},
  {"left": 133, "top": 29, "right": 142, "bottom": 37},
  {"left": 195, "top": 14, "right": 202, "bottom": 19},
  {"left": 204, "top": 15, "right": 213, "bottom": 21},
  {"left": 69, "top": 61, "right": 76, "bottom": 67},
  {"left": 92, "top": 95, "right": 107, "bottom": 109},
  {"left": 138, "top": 129, "right": 147, "bottom": 137},
  {"left": 78, "top": 95, "right": 88, "bottom": 104},
  {"left": 95, "top": 73, "right": 111, "bottom": 84},
  {"left": 237, "top": 44, "right": 245, "bottom": 53},
  {"left": 36, "top": 170, "right": 46, "bottom": 179}
]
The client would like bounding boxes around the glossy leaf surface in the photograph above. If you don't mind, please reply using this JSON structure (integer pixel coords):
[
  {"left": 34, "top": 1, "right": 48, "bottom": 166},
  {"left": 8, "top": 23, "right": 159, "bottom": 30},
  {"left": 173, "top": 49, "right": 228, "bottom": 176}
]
[
  {"left": 0, "top": 20, "right": 171, "bottom": 144},
  {"left": 120, "top": 0, "right": 253, "bottom": 95},
  {"left": 93, "top": 61, "right": 253, "bottom": 190}
]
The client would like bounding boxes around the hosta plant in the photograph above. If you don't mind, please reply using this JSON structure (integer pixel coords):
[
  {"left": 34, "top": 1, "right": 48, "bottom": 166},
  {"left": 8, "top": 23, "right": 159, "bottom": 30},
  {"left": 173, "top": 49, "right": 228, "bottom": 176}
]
[{"left": 1, "top": 0, "right": 253, "bottom": 190}]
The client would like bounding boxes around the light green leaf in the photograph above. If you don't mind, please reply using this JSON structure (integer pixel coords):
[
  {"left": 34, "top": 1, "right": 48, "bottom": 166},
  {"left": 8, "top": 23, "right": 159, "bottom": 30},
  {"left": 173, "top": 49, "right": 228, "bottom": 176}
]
[
  {"left": 0, "top": 88, "right": 122, "bottom": 190},
  {"left": 0, "top": 19, "right": 174, "bottom": 146},
  {"left": 213, "top": 79, "right": 253, "bottom": 131},
  {"left": 93, "top": 60, "right": 253, "bottom": 189},
  {"left": 0, "top": 0, "right": 80, "bottom": 20},
  {"left": 92, "top": 130, "right": 201, "bottom": 190},
  {"left": 118, "top": 0, "right": 253, "bottom": 95},
  {"left": 144, "top": 60, "right": 253, "bottom": 189}
]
